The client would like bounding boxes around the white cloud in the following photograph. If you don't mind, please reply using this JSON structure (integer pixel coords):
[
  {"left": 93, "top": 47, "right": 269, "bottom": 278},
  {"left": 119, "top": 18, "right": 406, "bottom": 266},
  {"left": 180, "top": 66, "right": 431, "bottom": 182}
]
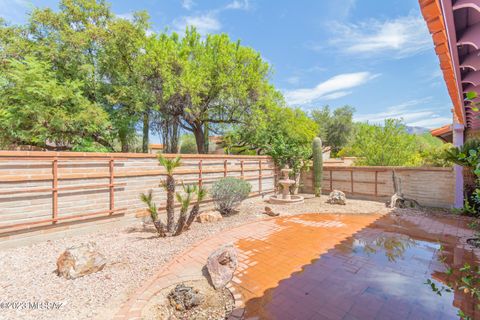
[
  {"left": 181, "top": 0, "right": 195, "bottom": 10},
  {"left": 286, "top": 76, "right": 300, "bottom": 85},
  {"left": 116, "top": 12, "right": 135, "bottom": 21},
  {"left": 328, "top": 13, "right": 432, "bottom": 58},
  {"left": 321, "top": 91, "right": 352, "bottom": 100},
  {"left": 354, "top": 98, "right": 452, "bottom": 129},
  {"left": 173, "top": 13, "right": 221, "bottom": 34},
  {"left": 284, "top": 72, "right": 379, "bottom": 105},
  {"left": 408, "top": 117, "right": 452, "bottom": 128},
  {"left": 225, "top": 0, "right": 250, "bottom": 10},
  {"left": 327, "top": 0, "right": 356, "bottom": 19}
]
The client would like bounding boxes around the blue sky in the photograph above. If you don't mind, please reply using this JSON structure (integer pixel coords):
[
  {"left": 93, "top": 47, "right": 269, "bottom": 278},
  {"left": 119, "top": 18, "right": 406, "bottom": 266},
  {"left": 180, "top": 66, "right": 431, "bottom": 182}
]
[{"left": 1, "top": 0, "right": 452, "bottom": 129}]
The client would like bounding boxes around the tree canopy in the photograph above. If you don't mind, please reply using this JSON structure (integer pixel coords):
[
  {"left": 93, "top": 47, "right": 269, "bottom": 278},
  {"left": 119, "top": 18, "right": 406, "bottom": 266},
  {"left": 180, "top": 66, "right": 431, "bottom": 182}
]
[
  {"left": 311, "top": 105, "right": 355, "bottom": 154},
  {"left": 224, "top": 97, "right": 318, "bottom": 173},
  {"left": 338, "top": 119, "right": 449, "bottom": 167},
  {"left": 0, "top": 57, "right": 109, "bottom": 150},
  {"left": 0, "top": 0, "right": 272, "bottom": 153}
]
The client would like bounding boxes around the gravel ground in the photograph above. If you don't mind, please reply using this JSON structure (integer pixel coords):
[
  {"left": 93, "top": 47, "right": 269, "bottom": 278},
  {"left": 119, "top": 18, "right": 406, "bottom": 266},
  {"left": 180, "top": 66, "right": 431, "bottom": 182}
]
[{"left": 0, "top": 194, "right": 395, "bottom": 320}]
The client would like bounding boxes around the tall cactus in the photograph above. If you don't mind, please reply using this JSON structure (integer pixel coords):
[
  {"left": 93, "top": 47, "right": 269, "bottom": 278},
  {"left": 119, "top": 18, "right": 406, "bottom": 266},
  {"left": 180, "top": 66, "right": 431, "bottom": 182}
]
[{"left": 312, "top": 137, "right": 323, "bottom": 197}]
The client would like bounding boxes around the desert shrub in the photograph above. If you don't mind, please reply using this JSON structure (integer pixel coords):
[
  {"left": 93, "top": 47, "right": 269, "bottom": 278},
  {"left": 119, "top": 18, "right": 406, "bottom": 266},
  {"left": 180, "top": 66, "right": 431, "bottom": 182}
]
[{"left": 211, "top": 177, "right": 251, "bottom": 215}]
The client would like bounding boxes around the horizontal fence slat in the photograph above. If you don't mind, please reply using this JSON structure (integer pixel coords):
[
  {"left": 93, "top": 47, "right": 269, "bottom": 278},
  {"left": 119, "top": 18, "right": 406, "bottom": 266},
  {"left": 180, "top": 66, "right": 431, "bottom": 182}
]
[{"left": 0, "top": 151, "right": 276, "bottom": 238}]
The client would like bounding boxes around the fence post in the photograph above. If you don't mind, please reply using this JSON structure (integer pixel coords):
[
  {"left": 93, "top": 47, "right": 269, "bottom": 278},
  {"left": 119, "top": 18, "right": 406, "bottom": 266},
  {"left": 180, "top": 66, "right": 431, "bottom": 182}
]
[
  {"left": 199, "top": 160, "right": 203, "bottom": 187},
  {"left": 259, "top": 160, "right": 263, "bottom": 194},
  {"left": 240, "top": 160, "right": 244, "bottom": 179},
  {"left": 350, "top": 170, "right": 354, "bottom": 194},
  {"left": 52, "top": 157, "right": 58, "bottom": 224},
  {"left": 329, "top": 170, "right": 333, "bottom": 191},
  {"left": 374, "top": 171, "right": 378, "bottom": 197},
  {"left": 224, "top": 160, "right": 227, "bottom": 177},
  {"left": 109, "top": 158, "right": 115, "bottom": 214}
]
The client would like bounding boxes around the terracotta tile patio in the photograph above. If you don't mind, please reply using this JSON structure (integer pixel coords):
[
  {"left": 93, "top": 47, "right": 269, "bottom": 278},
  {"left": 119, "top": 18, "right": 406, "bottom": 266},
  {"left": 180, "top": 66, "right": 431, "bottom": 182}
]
[{"left": 115, "top": 213, "right": 479, "bottom": 320}]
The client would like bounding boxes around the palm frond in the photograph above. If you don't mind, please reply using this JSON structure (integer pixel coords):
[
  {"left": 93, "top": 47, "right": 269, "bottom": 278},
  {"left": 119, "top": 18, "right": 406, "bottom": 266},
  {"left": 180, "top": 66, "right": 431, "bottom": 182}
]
[
  {"left": 140, "top": 189, "right": 158, "bottom": 221},
  {"left": 158, "top": 154, "right": 182, "bottom": 175},
  {"left": 197, "top": 186, "right": 207, "bottom": 202},
  {"left": 140, "top": 189, "right": 153, "bottom": 205},
  {"left": 176, "top": 192, "right": 192, "bottom": 211},
  {"left": 183, "top": 184, "right": 197, "bottom": 195}
]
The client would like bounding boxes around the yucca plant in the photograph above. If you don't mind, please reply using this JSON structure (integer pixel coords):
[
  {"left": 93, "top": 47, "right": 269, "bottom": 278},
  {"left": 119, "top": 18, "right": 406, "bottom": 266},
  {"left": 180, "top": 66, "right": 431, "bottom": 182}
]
[
  {"left": 184, "top": 185, "right": 208, "bottom": 231},
  {"left": 140, "top": 189, "right": 167, "bottom": 236},
  {"left": 158, "top": 155, "right": 181, "bottom": 233},
  {"left": 140, "top": 155, "right": 208, "bottom": 237},
  {"left": 174, "top": 184, "right": 194, "bottom": 236}
]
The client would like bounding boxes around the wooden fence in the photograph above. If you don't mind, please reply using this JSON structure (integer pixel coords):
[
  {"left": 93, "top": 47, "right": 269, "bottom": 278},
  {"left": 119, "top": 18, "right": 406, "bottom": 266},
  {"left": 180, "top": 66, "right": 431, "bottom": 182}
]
[
  {"left": 301, "top": 166, "right": 455, "bottom": 208},
  {"left": 0, "top": 151, "right": 275, "bottom": 238}
]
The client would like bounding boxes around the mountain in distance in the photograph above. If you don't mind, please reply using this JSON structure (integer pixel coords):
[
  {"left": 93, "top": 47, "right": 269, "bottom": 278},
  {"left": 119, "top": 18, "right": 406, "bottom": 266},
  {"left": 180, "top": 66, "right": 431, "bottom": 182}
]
[{"left": 405, "top": 126, "right": 430, "bottom": 135}]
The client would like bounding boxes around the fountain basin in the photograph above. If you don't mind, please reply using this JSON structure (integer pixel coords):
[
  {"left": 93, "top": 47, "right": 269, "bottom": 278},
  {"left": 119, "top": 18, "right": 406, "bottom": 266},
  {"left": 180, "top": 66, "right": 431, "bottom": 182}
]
[{"left": 269, "top": 194, "right": 304, "bottom": 205}]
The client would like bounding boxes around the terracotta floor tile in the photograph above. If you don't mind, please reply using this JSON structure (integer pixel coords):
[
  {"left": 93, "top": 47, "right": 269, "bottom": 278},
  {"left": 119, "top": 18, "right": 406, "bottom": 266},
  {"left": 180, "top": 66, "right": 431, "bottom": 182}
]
[{"left": 231, "top": 214, "right": 479, "bottom": 320}]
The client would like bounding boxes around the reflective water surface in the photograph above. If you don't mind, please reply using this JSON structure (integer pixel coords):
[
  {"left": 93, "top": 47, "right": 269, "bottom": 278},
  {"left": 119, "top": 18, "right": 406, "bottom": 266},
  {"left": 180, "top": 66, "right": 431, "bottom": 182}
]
[{"left": 233, "top": 213, "right": 479, "bottom": 320}]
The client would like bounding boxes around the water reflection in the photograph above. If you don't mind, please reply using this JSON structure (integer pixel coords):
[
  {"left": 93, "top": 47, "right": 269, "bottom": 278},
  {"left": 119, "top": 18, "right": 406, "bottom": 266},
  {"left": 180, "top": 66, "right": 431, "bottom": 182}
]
[
  {"left": 235, "top": 214, "right": 479, "bottom": 319},
  {"left": 353, "top": 234, "right": 417, "bottom": 262}
]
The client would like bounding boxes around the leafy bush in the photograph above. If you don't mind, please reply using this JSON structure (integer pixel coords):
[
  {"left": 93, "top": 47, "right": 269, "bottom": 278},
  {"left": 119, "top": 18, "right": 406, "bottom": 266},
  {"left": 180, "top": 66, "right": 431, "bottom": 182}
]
[
  {"left": 211, "top": 177, "right": 252, "bottom": 215},
  {"left": 444, "top": 139, "right": 480, "bottom": 168},
  {"left": 179, "top": 134, "right": 198, "bottom": 154}
]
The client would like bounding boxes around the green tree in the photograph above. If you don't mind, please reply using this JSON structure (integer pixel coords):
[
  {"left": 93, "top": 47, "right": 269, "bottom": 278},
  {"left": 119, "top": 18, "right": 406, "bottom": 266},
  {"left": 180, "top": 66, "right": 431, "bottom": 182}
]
[
  {"left": 159, "top": 28, "right": 272, "bottom": 153},
  {"left": 100, "top": 11, "right": 153, "bottom": 152},
  {"left": 0, "top": 57, "right": 110, "bottom": 150},
  {"left": 2, "top": 0, "right": 153, "bottom": 152},
  {"left": 179, "top": 134, "right": 198, "bottom": 154},
  {"left": 225, "top": 97, "right": 318, "bottom": 173},
  {"left": 340, "top": 119, "right": 420, "bottom": 166},
  {"left": 311, "top": 105, "right": 355, "bottom": 153}
]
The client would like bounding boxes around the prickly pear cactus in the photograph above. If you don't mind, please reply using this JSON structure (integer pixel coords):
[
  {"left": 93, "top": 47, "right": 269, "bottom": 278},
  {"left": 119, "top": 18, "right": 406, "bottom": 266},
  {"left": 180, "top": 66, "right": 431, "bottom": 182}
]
[{"left": 312, "top": 137, "right": 323, "bottom": 197}]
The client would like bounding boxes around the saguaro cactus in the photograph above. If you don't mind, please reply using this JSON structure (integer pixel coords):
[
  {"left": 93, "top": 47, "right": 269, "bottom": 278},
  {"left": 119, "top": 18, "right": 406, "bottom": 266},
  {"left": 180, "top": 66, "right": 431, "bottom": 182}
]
[{"left": 312, "top": 137, "right": 323, "bottom": 197}]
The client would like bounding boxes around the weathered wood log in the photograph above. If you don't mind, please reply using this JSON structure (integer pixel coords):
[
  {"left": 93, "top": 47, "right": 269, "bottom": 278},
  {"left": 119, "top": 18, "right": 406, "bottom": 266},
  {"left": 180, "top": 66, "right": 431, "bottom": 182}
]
[{"left": 388, "top": 171, "right": 420, "bottom": 209}]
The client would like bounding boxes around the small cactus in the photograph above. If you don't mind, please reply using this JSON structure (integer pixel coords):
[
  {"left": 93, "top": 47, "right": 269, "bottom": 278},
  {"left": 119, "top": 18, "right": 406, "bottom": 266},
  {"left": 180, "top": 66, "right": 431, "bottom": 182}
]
[{"left": 312, "top": 137, "right": 323, "bottom": 197}]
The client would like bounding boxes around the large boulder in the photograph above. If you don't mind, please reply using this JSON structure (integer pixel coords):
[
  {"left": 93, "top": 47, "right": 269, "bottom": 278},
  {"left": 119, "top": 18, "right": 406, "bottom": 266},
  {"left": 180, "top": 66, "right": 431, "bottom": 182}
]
[
  {"left": 206, "top": 244, "right": 238, "bottom": 289},
  {"left": 56, "top": 242, "right": 107, "bottom": 279},
  {"left": 327, "top": 190, "right": 346, "bottom": 205},
  {"left": 196, "top": 210, "right": 223, "bottom": 223}
]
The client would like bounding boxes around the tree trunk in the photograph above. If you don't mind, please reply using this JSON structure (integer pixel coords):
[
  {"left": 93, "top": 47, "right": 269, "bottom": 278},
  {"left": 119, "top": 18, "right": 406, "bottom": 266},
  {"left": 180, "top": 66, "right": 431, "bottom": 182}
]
[
  {"left": 120, "top": 132, "right": 129, "bottom": 153},
  {"left": 184, "top": 203, "right": 200, "bottom": 231},
  {"left": 174, "top": 206, "right": 188, "bottom": 236},
  {"left": 193, "top": 125, "right": 206, "bottom": 154},
  {"left": 203, "top": 123, "right": 209, "bottom": 154},
  {"left": 142, "top": 112, "right": 149, "bottom": 153},
  {"left": 166, "top": 175, "right": 175, "bottom": 233}
]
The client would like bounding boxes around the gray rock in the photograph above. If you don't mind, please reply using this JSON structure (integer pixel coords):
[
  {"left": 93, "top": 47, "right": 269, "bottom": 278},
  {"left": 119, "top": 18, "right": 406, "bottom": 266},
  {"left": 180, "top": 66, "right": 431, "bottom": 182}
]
[
  {"left": 327, "top": 190, "right": 346, "bottom": 205},
  {"left": 168, "top": 284, "right": 204, "bottom": 311},
  {"left": 56, "top": 242, "right": 106, "bottom": 279},
  {"left": 206, "top": 244, "right": 238, "bottom": 289}
]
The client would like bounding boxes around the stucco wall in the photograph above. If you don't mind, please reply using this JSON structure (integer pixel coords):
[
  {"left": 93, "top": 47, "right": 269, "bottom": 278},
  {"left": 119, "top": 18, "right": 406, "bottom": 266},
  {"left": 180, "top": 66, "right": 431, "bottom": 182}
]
[
  {"left": 300, "top": 166, "right": 455, "bottom": 208},
  {"left": 0, "top": 151, "right": 275, "bottom": 247}
]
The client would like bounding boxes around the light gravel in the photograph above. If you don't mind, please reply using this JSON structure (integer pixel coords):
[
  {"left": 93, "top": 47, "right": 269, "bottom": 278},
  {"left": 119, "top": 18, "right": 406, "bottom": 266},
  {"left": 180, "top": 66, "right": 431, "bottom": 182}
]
[{"left": 0, "top": 194, "right": 392, "bottom": 320}]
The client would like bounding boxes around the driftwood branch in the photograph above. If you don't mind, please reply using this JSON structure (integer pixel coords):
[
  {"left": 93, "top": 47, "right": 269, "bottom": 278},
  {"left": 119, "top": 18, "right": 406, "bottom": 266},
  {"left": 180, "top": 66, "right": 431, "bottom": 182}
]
[{"left": 388, "top": 170, "right": 420, "bottom": 209}]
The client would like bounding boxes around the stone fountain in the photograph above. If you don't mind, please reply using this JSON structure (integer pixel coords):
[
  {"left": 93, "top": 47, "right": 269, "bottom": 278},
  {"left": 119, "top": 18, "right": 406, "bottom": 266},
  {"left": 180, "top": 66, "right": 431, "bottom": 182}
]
[{"left": 269, "top": 166, "right": 304, "bottom": 204}]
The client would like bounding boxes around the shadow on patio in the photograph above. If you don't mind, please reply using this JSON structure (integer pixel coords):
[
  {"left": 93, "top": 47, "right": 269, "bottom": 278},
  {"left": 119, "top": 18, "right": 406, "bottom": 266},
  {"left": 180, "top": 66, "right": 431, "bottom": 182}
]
[{"left": 233, "top": 211, "right": 479, "bottom": 320}]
